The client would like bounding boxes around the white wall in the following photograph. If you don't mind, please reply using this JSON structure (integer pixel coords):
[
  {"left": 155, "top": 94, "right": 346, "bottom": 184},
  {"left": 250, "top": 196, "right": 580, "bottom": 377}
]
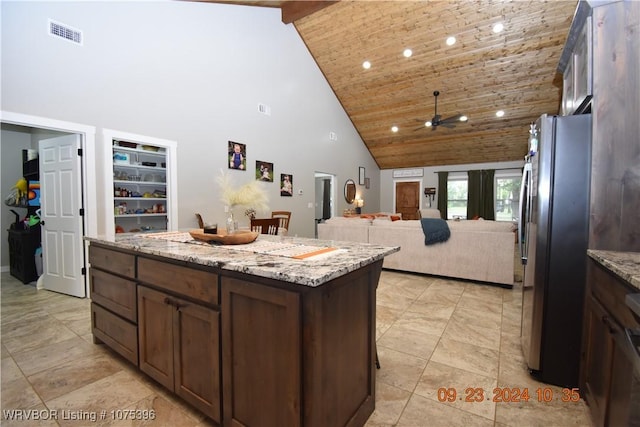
[
  {"left": 1, "top": 1, "right": 379, "bottom": 238},
  {"left": 380, "top": 160, "right": 525, "bottom": 214}
]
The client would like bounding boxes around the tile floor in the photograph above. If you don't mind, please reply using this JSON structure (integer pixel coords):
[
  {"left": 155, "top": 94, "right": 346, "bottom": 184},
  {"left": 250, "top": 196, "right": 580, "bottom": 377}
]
[{"left": 1, "top": 270, "right": 593, "bottom": 426}]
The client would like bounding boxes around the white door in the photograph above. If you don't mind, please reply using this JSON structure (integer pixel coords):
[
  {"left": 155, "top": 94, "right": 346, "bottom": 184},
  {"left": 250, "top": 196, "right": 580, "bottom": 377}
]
[{"left": 40, "top": 135, "right": 86, "bottom": 297}]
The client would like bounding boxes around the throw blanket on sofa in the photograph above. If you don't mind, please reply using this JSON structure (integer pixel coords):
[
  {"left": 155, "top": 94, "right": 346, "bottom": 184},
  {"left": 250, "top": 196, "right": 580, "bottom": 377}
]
[{"left": 420, "top": 218, "right": 451, "bottom": 245}]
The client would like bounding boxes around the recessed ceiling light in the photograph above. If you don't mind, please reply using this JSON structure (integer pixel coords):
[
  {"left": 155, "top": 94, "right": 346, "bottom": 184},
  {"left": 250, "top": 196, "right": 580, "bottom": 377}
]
[
  {"left": 493, "top": 22, "right": 504, "bottom": 33},
  {"left": 496, "top": 110, "right": 505, "bottom": 117},
  {"left": 446, "top": 36, "right": 456, "bottom": 46},
  {"left": 403, "top": 48, "right": 413, "bottom": 58},
  {"left": 425, "top": 121, "right": 432, "bottom": 127},
  {"left": 391, "top": 126, "right": 399, "bottom": 133},
  {"left": 362, "top": 60, "right": 371, "bottom": 69},
  {"left": 459, "top": 115, "right": 468, "bottom": 122}
]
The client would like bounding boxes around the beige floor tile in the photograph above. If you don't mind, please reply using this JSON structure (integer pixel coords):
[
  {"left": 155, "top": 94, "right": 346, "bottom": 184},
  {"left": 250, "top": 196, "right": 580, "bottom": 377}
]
[
  {"left": 393, "top": 310, "right": 449, "bottom": 337},
  {"left": 364, "top": 381, "right": 412, "bottom": 426},
  {"left": 45, "top": 370, "right": 154, "bottom": 426},
  {"left": 377, "top": 323, "right": 440, "bottom": 360},
  {"left": 12, "top": 335, "right": 104, "bottom": 376},
  {"left": 28, "top": 352, "right": 124, "bottom": 401},
  {"left": 396, "top": 393, "right": 494, "bottom": 427},
  {"left": 375, "top": 347, "right": 428, "bottom": 392},
  {"left": 2, "top": 317, "right": 78, "bottom": 354},
  {"left": 442, "top": 307, "right": 501, "bottom": 351},
  {"left": 430, "top": 337, "right": 500, "bottom": 378},
  {"left": 500, "top": 331, "right": 523, "bottom": 357},
  {"left": 456, "top": 292, "right": 503, "bottom": 322},
  {"left": 414, "top": 360, "right": 497, "bottom": 421}
]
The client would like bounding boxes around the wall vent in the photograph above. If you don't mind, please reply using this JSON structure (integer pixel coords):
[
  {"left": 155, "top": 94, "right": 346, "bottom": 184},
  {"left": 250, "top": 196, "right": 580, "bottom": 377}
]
[
  {"left": 49, "top": 20, "right": 83, "bottom": 45},
  {"left": 329, "top": 131, "right": 338, "bottom": 141},
  {"left": 258, "top": 103, "right": 271, "bottom": 116}
]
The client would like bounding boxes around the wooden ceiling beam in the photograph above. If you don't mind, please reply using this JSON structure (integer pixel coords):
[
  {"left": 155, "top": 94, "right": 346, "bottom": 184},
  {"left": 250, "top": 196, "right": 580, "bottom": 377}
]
[{"left": 280, "top": 1, "right": 338, "bottom": 24}]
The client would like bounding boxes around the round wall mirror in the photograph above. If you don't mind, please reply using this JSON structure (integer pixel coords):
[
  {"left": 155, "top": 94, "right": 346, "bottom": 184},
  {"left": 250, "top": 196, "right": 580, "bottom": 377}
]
[{"left": 344, "top": 179, "right": 356, "bottom": 204}]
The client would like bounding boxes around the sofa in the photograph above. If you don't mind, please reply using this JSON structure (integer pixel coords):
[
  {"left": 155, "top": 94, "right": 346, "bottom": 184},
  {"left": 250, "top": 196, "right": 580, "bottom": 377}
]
[{"left": 317, "top": 215, "right": 516, "bottom": 286}]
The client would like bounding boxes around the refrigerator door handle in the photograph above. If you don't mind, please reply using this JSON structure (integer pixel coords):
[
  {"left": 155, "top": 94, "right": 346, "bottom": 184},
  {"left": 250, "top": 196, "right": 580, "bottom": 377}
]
[{"left": 518, "top": 163, "right": 531, "bottom": 265}]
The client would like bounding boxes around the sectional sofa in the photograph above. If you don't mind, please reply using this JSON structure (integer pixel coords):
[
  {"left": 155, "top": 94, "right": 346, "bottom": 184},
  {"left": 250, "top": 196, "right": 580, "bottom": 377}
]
[{"left": 317, "top": 214, "right": 516, "bottom": 286}]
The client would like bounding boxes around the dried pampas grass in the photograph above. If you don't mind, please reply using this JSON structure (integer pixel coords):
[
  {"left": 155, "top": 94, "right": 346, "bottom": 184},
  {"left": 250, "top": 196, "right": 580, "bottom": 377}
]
[{"left": 217, "top": 171, "right": 269, "bottom": 213}]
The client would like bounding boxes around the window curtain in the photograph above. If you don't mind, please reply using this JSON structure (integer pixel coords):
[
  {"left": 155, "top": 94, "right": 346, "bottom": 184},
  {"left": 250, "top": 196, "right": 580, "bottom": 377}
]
[
  {"left": 481, "top": 169, "right": 495, "bottom": 220},
  {"left": 467, "top": 169, "right": 495, "bottom": 219},
  {"left": 467, "top": 170, "right": 482, "bottom": 219},
  {"left": 437, "top": 171, "right": 448, "bottom": 219}
]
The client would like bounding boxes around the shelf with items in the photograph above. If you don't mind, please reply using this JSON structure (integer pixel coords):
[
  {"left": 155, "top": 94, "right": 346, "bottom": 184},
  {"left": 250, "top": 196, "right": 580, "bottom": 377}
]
[{"left": 105, "top": 129, "right": 177, "bottom": 237}]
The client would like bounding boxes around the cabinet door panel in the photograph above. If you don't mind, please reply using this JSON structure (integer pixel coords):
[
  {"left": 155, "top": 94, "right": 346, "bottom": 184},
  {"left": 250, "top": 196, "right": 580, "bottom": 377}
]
[
  {"left": 174, "top": 297, "right": 221, "bottom": 422},
  {"left": 138, "top": 286, "right": 174, "bottom": 390},
  {"left": 222, "top": 277, "right": 300, "bottom": 427},
  {"left": 581, "top": 295, "right": 615, "bottom": 427}
]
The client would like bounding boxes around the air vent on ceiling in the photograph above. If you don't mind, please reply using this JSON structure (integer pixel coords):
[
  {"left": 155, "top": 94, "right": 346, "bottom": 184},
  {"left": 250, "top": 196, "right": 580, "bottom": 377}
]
[
  {"left": 258, "top": 103, "right": 271, "bottom": 116},
  {"left": 49, "top": 19, "right": 83, "bottom": 45}
]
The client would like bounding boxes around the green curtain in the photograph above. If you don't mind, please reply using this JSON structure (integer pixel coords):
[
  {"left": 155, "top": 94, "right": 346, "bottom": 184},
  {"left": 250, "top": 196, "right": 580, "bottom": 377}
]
[
  {"left": 467, "top": 170, "right": 481, "bottom": 219},
  {"left": 467, "top": 169, "right": 495, "bottom": 219},
  {"left": 481, "top": 169, "right": 495, "bottom": 220},
  {"left": 437, "top": 172, "right": 448, "bottom": 219}
]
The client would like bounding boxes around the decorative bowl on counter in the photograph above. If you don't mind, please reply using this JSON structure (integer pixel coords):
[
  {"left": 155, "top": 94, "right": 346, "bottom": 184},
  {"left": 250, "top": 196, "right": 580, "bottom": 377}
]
[{"left": 189, "top": 229, "right": 258, "bottom": 245}]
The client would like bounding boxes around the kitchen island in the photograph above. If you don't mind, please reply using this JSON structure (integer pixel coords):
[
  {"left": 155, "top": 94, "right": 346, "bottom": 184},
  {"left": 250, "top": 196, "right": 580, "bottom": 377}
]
[{"left": 86, "top": 232, "right": 399, "bottom": 427}]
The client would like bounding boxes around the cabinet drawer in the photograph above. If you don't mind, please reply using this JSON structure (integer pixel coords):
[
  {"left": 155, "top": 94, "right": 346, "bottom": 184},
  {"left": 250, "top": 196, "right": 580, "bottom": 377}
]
[
  {"left": 89, "top": 246, "right": 135, "bottom": 279},
  {"left": 91, "top": 302, "right": 138, "bottom": 365},
  {"left": 90, "top": 268, "right": 137, "bottom": 322},
  {"left": 138, "top": 257, "right": 218, "bottom": 305},
  {"left": 590, "top": 261, "right": 640, "bottom": 329}
]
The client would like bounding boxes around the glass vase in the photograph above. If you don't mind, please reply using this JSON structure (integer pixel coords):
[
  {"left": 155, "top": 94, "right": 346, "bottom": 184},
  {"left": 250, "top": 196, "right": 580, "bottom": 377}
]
[{"left": 226, "top": 209, "right": 235, "bottom": 234}]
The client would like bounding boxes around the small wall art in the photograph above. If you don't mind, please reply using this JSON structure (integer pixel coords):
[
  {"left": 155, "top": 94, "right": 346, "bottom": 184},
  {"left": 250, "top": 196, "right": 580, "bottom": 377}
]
[
  {"left": 280, "top": 174, "right": 293, "bottom": 196},
  {"left": 256, "top": 160, "right": 274, "bottom": 182},
  {"left": 359, "top": 166, "right": 366, "bottom": 185},
  {"left": 228, "top": 141, "right": 246, "bottom": 170}
]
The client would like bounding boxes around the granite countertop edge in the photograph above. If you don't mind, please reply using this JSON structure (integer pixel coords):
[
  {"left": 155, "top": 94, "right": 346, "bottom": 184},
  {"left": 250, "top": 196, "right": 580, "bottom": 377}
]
[
  {"left": 587, "top": 249, "right": 640, "bottom": 291},
  {"left": 86, "top": 234, "right": 400, "bottom": 288}
]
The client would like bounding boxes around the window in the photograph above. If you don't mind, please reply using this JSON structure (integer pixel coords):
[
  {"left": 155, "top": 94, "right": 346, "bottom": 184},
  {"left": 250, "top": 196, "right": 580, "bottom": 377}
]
[
  {"left": 495, "top": 171, "right": 522, "bottom": 221},
  {"left": 447, "top": 174, "right": 468, "bottom": 219}
]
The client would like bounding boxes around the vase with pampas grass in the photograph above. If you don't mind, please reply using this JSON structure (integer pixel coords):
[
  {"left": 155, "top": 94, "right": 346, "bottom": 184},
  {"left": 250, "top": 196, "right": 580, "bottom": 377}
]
[{"left": 217, "top": 171, "right": 269, "bottom": 234}]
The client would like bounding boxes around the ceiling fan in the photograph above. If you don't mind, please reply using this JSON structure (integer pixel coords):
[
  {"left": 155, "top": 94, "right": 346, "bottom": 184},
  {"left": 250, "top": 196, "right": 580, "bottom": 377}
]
[{"left": 415, "top": 90, "right": 467, "bottom": 131}]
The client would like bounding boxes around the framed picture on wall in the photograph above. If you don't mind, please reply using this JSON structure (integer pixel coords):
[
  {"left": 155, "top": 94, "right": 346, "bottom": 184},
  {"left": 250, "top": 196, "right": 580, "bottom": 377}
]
[
  {"left": 256, "top": 161, "right": 274, "bottom": 182},
  {"left": 280, "top": 174, "right": 293, "bottom": 196},
  {"left": 228, "top": 141, "right": 246, "bottom": 170},
  {"left": 364, "top": 177, "right": 370, "bottom": 189},
  {"left": 359, "top": 167, "right": 366, "bottom": 185}
]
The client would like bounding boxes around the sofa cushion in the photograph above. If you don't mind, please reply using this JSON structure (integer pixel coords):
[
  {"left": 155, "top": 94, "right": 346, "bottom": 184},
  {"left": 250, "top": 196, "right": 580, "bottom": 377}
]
[{"left": 419, "top": 208, "right": 441, "bottom": 219}]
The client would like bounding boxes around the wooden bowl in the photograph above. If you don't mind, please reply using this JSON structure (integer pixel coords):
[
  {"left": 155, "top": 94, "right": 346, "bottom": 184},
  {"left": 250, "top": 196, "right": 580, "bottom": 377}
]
[{"left": 189, "top": 229, "right": 259, "bottom": 245}]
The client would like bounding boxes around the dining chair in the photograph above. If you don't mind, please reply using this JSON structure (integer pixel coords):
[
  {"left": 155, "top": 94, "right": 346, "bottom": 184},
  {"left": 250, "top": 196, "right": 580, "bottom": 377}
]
[
  {"left": 250, "top": 218, "right": 280, "bottom": 235},
  {"left": 271, "top": 211, "right": 291, "bottom": 234}
]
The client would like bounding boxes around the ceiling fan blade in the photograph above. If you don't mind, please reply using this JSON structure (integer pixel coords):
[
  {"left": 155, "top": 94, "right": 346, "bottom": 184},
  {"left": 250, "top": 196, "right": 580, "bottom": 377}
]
[
  {"left": 440, "top": 122, "right": 456, "bottom": 128},
  {"left": 440, "top": 114, "right": 462, "bottom": 123}
]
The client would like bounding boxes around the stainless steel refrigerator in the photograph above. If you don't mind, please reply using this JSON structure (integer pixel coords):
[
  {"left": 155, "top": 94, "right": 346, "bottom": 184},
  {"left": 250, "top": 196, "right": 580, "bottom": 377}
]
[{"left": 518, "top": 113, "right": 592, "bottom": 388}]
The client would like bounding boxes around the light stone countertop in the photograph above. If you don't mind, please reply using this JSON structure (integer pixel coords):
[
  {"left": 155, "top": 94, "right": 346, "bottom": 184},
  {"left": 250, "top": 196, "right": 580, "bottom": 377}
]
[
  {"left": 86, "top": 232, "right": 399, "bottom": 287},
  {"left": 588, "top": 250, "right": 640, "bottom": 291}
]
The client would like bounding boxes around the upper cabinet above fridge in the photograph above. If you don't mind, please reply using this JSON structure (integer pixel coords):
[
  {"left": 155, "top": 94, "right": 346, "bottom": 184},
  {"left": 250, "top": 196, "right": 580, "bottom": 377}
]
[{"left": 559, "top": 1, "right": 593, "bottom": 116}]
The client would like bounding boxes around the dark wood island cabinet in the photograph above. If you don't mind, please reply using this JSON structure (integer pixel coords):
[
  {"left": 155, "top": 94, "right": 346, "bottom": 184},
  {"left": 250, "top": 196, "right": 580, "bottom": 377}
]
[
  {"left": 86, "top": 233, "right": 398, "bottom": 427},
  {"left": 580, "top": 251, "right": 640, "bottom": 427}
]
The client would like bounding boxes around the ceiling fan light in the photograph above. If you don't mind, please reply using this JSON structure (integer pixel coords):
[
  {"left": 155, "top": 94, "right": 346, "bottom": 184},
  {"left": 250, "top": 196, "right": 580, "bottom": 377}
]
[
  {"left": 425, "top": 121, "right": 432, "bottom": 127},
  {"left": 496, "top": 110, "right": 505, "bottom": 117},
  {"left": 459, "top": 115, "right": 468, "bottom": 122},
  {"left": 403, "top": 48, "right": 412, "bottom": 58},
  {"left": 391, "top": 126, "right": 399, "bottom": 133},
  {"left": 446, "top": 36, "right": 456, "bottom": 46},
  {"left": 362, "top": 60, "right": 371, "bottom": 69}
]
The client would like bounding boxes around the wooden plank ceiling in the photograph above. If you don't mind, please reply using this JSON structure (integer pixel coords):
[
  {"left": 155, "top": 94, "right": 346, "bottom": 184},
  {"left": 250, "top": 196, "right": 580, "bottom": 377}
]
[{"left": 198, "top": 0, "right": 578, "bottom": 169}]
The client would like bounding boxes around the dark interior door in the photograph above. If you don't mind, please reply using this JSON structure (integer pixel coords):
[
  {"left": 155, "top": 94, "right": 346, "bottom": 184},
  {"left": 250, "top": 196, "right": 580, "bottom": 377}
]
[{"left": 395, "top": 181, "right": 420, "bottom": 220}]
